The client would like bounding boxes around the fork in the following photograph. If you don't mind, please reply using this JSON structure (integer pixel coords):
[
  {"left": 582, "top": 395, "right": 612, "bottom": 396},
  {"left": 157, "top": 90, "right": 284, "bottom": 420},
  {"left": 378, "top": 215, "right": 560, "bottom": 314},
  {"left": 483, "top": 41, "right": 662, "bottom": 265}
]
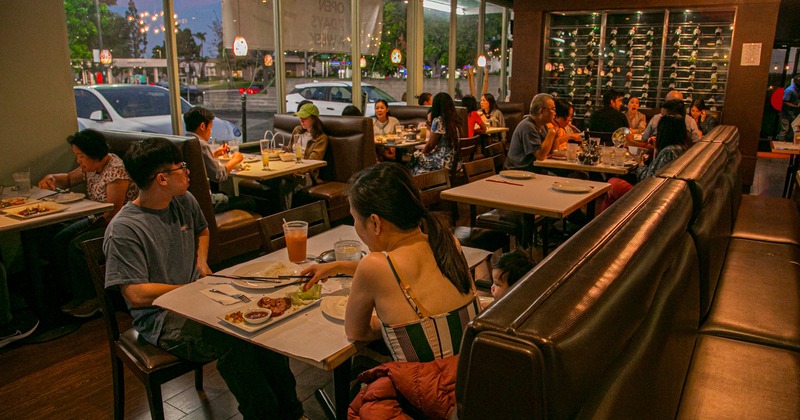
[{"left": 209, "top": 288, "right": 251, "bottom": 303}]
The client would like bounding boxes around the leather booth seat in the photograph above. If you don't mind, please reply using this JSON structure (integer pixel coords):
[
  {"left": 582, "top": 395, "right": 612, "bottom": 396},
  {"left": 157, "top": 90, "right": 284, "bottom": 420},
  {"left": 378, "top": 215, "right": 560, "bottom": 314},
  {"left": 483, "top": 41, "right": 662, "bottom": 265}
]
[
  {"left": 99, "top": 129, "right": 262, "bottom": 267},
  {"left": 495, "top": 102, "right": 525, "bottom": 149},
  {"left": 389, "top": 105, "right": 429, "bottom": 127}
]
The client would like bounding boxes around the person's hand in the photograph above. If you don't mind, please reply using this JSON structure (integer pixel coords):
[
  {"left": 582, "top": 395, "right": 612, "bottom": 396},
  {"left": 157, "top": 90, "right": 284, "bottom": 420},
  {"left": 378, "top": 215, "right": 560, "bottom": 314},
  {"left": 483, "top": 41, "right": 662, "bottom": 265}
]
[
  {"left": 646, "top": 136, "right": 657, "bottom": 145},
  {"left": 300, "top": 262, "right": 341, "bottom": 291},
  {"left": 197, "top": 261, "right": 212, "bottom": 278},
  {"left": 38, "top": 175, "right": 56, "bottom": 190},
  {"left": 230, "top": 152, "right": 244, "bottom": 165},
  {"left": 213, "top": 143, "right": 230, "bottom": 157},
  {"left": 569, "top": 133, "right": 583, "bottom": 142}
]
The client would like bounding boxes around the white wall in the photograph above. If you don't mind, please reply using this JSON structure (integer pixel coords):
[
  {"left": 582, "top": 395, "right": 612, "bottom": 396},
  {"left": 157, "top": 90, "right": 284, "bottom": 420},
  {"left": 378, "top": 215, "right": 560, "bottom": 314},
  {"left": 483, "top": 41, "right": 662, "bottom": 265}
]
[{"left": 0, "top": 1, "right": 77, "bottom": 271}]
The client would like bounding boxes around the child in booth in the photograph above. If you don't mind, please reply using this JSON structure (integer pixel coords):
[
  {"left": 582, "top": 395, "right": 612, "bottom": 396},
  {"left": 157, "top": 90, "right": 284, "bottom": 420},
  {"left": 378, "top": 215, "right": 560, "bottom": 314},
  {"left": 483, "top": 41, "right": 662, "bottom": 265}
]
[{"left": 486, "top": 251, "right": 536, "bottom": 308}]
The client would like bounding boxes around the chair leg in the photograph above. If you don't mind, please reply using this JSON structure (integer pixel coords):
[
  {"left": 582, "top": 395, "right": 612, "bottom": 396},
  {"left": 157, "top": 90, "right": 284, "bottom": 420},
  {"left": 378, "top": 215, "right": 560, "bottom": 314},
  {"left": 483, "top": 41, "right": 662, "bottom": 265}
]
[
  {"left": 145, "top": 379, "right": 166, "bottom": 420},
  {"left": 194, "top": 367, "right": 204, "bottom": 390},
  {"left": 111, "top": 356, "right": 125, "bottom": 420}
]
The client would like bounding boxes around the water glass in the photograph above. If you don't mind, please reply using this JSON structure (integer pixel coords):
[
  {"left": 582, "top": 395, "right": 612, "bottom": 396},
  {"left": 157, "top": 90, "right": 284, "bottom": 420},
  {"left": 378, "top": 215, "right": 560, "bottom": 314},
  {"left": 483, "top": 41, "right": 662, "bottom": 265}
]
[
  {"left": 334, "top": 240, "right": 362, "bottom": 261},
  {"left": 283, "top": 221, "right": 308, "bottom": 263},
  {"left": 613, "top": 149, "right": 626, "bottom": 166},
  {"left": 12, "top": 172, "right": 30, "bottom": 196},
  {"left": 395, "top": 125, "right": 404, "bottom": 136},
  {"left": 566, "top": 143, "right": 579, "bottom": 162}
]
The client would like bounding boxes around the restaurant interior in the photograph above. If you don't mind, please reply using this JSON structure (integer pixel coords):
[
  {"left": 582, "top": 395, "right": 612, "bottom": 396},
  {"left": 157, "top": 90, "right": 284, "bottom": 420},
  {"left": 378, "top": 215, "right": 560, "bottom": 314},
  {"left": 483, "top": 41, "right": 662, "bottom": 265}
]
[{"left": 1, "top": 0, "right": 799, "bottom": 419}]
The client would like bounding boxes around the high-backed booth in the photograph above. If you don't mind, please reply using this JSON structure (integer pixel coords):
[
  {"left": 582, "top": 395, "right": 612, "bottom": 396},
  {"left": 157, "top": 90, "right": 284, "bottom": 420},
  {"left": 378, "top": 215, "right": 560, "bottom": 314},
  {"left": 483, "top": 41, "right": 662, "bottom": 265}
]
[{"left": 456, "top": 125, "right": 800, "bottom": 419}]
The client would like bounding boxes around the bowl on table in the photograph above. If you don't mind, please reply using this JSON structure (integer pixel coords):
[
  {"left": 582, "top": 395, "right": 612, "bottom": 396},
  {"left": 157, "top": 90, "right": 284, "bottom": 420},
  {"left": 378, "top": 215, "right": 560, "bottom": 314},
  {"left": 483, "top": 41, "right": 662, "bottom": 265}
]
[{"left": 280, "top": 153, "right": 295, "bottom": 162}]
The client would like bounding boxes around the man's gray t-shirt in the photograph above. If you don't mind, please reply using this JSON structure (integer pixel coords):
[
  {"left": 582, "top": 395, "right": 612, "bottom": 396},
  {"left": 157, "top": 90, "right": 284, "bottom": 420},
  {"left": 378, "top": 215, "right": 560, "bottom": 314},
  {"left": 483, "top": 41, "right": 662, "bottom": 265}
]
[
  {"left": 194, "top": 133, "right": 229, "bottom": 184},
  {"left": 642, "top": 114, "right": 701, "bottom": 143},
  {"left": 103, "top": 192, "right": 208, "bottom": 345},
  {"left": 505, "top": 116, "right": 546, "bottom": 172}
]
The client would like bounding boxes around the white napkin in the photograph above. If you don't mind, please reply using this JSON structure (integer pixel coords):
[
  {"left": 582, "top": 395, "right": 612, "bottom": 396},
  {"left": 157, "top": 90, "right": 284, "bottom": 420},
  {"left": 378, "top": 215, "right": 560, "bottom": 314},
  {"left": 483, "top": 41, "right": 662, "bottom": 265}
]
[{"left": 200, "top": 284, "right": 245, "bottom": 305}]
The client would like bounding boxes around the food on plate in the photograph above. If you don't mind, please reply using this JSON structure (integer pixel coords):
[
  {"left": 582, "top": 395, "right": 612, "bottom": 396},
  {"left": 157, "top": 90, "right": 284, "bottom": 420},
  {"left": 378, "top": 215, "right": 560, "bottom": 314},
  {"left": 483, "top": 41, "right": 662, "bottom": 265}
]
[
  {"left": 280, "top": 153, "right": 295, "bottom": 162},
  {"left": 18, "top": 205, "right": 52, "bottom": 216},
  {"left": 252, "top": 261, "right": 295, "bottom": 278},
  {"left": 0, "top": 198, "right": 27, "bottom": 208},
  {"left": 287, "top": 284, "right": 322, "bottom": 306},
  {"left": 258, "top": 297, "right": 293, "bottom": 316},
  {"left": 224, "top": 311, "right": 245, "bottom": 324},
  {"left": 375, "top": 136, "right": 386, "bottom": 144}
]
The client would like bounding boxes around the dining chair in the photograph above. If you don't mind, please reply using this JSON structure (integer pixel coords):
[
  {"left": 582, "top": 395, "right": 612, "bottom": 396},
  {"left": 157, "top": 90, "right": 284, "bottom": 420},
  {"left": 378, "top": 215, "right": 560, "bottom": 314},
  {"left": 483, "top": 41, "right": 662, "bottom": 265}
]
[
  {"left": 463, "top": 158, "right": 534, "bottom": 251},
  {"left": 483, "top": 142, "right": 506, "bottom": 174},
  {"left": 81, "top": 238, "right": 206, "bottom": 420},
  {"left": 257, "top": 200, "right": 331, "bottom": 253},
  {"left": 450, "top": 135, "right": 482, "bottom": 188}
]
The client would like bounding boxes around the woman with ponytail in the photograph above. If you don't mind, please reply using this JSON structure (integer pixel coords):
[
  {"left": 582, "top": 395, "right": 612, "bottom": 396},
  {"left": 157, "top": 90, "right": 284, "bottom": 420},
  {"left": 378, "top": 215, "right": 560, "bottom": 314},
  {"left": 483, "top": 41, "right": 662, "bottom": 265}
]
[{"left": 301, "top": 162, "right": 477, "bottom": 362}]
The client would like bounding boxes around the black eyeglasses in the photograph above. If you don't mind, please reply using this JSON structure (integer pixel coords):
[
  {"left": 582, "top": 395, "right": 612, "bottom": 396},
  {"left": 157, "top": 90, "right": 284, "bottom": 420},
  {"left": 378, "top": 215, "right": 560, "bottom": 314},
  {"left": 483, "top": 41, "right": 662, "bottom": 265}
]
[{"left": 156, "top": 162, "right": 188, "bottom": 178}]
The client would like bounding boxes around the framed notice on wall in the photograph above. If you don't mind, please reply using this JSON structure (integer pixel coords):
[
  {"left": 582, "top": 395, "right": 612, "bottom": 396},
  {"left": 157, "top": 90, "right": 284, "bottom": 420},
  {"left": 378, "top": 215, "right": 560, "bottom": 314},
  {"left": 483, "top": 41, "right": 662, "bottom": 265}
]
[{"left": 741, "top": 43, "right": 762, "bottom": 66}]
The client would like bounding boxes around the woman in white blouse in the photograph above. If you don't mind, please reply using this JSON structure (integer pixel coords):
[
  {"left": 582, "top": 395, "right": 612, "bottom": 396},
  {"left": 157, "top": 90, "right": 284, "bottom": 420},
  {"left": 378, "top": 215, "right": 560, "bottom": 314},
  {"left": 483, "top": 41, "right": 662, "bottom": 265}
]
[{"left": 373, "top": 100, "right": 401, "bottom": 136}]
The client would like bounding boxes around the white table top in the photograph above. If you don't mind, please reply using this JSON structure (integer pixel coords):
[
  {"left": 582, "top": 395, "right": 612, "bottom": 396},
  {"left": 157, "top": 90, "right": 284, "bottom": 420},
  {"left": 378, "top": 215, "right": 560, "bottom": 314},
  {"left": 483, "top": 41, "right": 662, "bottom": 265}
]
[
  {"left": 485, "top": 126, "right": 509, "bottom": 135},
  {"left": 771, "top": 141, "right": 800, "bottom": 155},
  {"left": 0, "top": 187, "right": 113, "bottom": 233},
  {"left": 229, "top": 159, "right": 327, "bottom": 196},
  {"left": 153, "top": 225, "right": 491, "bottom": 371},
  {"left": 441, "top": 173, "right": 610, "bottom": 219},
  {"left": 535, "top": 158, "right": 636, "bottom": 175}
]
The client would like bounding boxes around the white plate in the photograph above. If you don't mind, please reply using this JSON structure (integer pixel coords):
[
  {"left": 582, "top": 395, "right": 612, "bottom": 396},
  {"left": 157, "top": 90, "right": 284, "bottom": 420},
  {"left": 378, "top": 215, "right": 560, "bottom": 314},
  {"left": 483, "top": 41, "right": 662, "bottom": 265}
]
[
  {"left": 217, "top": 294, "right": 321, "bottom": 333},
  {"left": 3, "top": 202, "right": 69, "bottom": 218},
  {"left": 320, "top": 296, "right": 348, "bottom": 321},
  {"left": 499, "top": 170, "right": 534, "bottom": 180},
  {"left": 55, "top": 192, "right": 85, "bottom": 203},
  {"left": 551, "top": 181, "right": 592, "bottom": 194},
  {"left": 0, "top": 198, "right": 39, "bottom": 209},
  {"left": 229, "top": 261, "right": 302, "bottom": 289}
]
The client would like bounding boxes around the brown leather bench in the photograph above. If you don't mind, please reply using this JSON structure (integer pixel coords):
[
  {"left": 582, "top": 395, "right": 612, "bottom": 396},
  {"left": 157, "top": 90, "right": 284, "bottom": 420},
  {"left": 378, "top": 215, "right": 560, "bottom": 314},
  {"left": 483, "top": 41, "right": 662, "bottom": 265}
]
[
  {"left": 98, "top": 129, "right": 262, "bottom": 267},
  {"left": 496, "top": 102, "right": 525, "bottom": 144},
  {"left": 456, "top": 125, "right": 800, "bottom": 418}
]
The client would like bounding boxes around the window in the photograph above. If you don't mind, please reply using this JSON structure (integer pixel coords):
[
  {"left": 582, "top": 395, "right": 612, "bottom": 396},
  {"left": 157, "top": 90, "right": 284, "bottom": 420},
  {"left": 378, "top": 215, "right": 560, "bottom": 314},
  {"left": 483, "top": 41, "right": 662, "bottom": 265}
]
[{"left": 74, "top": 89, "right": 106, "bottom": 119}]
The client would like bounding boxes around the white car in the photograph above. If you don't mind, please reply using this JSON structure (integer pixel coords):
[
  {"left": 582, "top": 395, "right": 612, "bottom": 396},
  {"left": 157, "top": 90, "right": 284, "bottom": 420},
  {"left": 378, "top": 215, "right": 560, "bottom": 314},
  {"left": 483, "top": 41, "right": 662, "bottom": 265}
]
[
  {"left": 286, "top": 81, "right": 404, "bottom": 116},
  {"left": 74, "top": 85, "right": 242, "bottom": 141}
]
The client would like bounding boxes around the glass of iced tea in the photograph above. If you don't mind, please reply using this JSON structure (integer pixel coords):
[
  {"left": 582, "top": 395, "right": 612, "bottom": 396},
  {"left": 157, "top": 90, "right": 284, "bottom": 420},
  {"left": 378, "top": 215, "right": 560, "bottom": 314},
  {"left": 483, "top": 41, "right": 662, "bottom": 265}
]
[{"left": 283, "top": 221, "right": 308, "bottom": 263}]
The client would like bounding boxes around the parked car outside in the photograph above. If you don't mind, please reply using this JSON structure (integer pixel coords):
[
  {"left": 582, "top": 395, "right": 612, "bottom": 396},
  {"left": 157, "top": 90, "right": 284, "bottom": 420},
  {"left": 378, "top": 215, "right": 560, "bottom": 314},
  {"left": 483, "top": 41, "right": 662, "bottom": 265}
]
[
  {"left": 154, "top": 81, "right": 205, "bottom": 104},
  {"left": 285, "top": 81, "right": 404, "bottom": 116},
  {"left": 74, "top": 85, "right": 242, "bottom": 141}
]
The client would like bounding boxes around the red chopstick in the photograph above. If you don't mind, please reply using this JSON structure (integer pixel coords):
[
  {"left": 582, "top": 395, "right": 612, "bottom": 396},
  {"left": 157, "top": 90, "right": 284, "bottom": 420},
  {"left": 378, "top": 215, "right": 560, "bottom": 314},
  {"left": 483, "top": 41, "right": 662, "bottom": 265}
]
[{"left": 486, "top": 179, "right": 524, "bottom": 186}]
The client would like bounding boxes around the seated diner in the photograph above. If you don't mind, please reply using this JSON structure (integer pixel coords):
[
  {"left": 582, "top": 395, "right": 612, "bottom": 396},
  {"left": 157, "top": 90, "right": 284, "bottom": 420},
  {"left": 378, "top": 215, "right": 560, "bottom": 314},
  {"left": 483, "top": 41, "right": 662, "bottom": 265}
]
[
  {"left": 505, "top": 93, "right": 561, "bottom": 172},
  {"left": 409, "top": 92, "right": 460, "bottom": 175}
]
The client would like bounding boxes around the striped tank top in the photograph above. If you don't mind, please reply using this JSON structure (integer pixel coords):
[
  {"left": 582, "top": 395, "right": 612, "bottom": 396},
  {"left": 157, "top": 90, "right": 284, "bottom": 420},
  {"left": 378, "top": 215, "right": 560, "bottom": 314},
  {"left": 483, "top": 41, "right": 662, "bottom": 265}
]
[{"left": 379, "top": 252, "right": 480, "bottom": 363}]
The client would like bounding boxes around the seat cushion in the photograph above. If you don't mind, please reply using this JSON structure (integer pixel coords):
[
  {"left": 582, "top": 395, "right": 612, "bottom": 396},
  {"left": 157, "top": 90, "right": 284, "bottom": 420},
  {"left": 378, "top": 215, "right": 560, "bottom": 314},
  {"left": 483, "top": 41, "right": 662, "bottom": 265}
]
[
  {"left": 305, "top": 181, "right": 349, "bottom": 209},
  {"left": 118, "top": 328, "right": 182, "bottom": 370},
  {"left": 732, "top": 195, "right": 800, "bottom": 245},
  {"left": 700, "top": 238, "right": 800, "bottom": 351},
  {"left": 677, "top": 335, "right": 800, "bottom": 419},
  {"left": 215, "top": 209, "right": 260, "bottom": 231}
]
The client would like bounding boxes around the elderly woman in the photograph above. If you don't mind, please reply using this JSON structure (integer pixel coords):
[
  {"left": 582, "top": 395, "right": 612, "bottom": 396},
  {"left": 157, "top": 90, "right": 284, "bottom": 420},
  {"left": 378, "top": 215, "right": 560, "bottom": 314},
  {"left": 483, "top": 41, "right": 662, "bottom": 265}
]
[
  {"left": 302, "top": 162, "right": 477, "bottom": 362},
  {"left": 38, "top": 129, "right": 138, "bottom": 317},
  {"left": 625, "top": 97, "right": 647, "bottom": 134},
  {"left": 372, "top": 99, "right": 401, "bottom": 136},
  {"left": 409, "top": 92, "right": 460, "bottom": 175}
]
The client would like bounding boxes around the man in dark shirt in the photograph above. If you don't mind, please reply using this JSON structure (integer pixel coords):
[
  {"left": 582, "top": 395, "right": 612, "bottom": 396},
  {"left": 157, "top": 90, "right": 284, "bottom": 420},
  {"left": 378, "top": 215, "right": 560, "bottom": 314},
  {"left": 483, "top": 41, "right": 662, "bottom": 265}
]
[
  {"left": 588, "top": 89, "right": 629, "bottom": 133},
  {"left": 779, "top": 75, "right": 800, "bottom": 140}
]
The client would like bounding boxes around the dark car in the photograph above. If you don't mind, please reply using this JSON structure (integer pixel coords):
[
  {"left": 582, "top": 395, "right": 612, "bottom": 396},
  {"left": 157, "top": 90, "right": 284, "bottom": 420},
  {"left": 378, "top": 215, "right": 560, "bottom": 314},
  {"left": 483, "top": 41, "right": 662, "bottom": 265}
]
[{"left": 154, "top": 81, "right": 204, "bottom": 104}]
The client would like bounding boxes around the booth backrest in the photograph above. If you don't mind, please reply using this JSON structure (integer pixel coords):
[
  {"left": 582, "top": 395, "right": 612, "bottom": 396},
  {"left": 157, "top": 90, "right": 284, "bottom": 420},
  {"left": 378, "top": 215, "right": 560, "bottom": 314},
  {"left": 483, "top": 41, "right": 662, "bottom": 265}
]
[
  {"left": 496, "top": 102, "right": 525, "bottom": 140},
  {"left": 389, "top": 105, "right": 429, "bottom": 127},
  {"left": 658, "top": 140, "right": 733, "bottom": 321},
  {"left": 703, "top": 125, "right": 742, "bottom": 219},
  {"left": 457, "top": 177, "right": 699, "bottom": 419},
  {"left": 272, "top": 114, "right": 376, "bottom": 183}
]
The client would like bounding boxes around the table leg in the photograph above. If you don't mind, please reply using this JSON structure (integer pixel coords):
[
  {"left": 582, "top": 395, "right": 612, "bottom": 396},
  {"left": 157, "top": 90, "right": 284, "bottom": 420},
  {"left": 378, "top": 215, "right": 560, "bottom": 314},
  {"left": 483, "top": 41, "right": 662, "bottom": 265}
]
[
  {"left": 232, "top": 177, "right": 241, "bottom": 196},
  {"left": 315, "top": 358, "right": 352, "bottom": 420},
  {"left": 541, "top": 221, "right": 550, "bottom": 257}
]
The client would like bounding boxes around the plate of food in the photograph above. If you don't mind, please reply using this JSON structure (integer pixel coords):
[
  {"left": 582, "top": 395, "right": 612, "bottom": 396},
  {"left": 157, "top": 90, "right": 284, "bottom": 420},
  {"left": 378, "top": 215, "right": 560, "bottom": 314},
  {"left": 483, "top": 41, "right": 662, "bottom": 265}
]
[
  {"left": 0, "top": 197, "right": 39, "bottom": 209},
  {"left": 499, "top": 170, "right": 534, "bottom": 180},
  {"left": 229, "top": 261, "right": 303, "bottom": 289},
  {"left": 320, "top": 296, "right": 348, "bottom": 321},
  {"left": 3, "top": 202, "right": 69, "bottom": 218},
  {"left": 55, "top": 192, "right": 85, "bottom": 203},
  {"left": 217, "top": 285, "right": 322, "bottom": 333},
  {"left": 551, "top": 181, "right": 592, "bottom": 194}
]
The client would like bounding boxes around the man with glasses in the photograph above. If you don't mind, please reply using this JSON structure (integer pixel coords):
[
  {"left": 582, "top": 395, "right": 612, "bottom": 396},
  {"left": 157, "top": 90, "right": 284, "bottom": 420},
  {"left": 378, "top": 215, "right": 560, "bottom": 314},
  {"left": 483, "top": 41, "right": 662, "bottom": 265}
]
[
  {"left": 588, "top": 89, "right": 629, "bottom": 133},
  {"left": 505, "top": 93, "right": 560, "bottom": 171},
  {"left": 104, "top": 138, "right": 305, "bottom": 420}
]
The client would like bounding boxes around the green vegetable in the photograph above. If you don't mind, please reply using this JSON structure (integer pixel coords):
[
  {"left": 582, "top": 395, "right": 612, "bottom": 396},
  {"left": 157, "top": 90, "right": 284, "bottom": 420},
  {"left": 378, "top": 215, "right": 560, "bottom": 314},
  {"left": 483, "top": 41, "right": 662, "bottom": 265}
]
[{"left": 288, "top": 284, "right": 322, "bottom": 305}]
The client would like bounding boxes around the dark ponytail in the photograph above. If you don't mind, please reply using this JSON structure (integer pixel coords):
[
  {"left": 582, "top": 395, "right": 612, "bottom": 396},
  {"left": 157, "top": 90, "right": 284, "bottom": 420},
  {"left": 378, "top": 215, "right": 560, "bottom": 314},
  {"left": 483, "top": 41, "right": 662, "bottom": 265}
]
[{"left": 348, "top": 162, "right": 472, "bottom": 294}]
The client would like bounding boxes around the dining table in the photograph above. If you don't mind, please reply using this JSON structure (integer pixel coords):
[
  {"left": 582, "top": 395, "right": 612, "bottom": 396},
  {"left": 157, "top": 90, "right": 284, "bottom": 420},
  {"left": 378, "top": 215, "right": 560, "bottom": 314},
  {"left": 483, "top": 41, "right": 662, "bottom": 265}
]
[
  {"left": 534, "top": 156, "right": 638, "bottom": 176},
  {"left": 0, "top": 187, "right": 114, "bottom": 340},
  {"left": 153, "top": 224, "right": 491, "bottom": 420},
  {"left": 770, "top": 140, "right": 800, "bottom": 198},
  {"left": 441, "top": 172, "right": 610, "bottom": 256},
  {"left": 228, "top": 155, "right": 327, "bottom": 196}
]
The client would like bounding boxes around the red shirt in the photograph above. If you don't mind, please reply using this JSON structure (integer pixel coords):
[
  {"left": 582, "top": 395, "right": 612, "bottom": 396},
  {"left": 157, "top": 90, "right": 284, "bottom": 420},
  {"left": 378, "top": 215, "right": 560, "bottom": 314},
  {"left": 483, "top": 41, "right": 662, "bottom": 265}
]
[{"left": 467, "top": 111, "right": 487, "bottom": 137}]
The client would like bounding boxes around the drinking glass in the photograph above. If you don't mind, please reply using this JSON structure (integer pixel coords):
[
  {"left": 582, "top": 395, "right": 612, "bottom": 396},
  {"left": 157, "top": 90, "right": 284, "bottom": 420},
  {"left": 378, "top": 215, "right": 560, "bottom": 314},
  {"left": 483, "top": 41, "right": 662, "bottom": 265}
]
[
  {"left": 293, "top": 134, "right": 304, "bottom": 162},
  {"left": 259, "top": 139, "right": 271, "bottom": 170},
  {"left": 395, "top": 125, "right": 404, "bottom": 136},
  {"left": 334, "top": 240, "right": 362, "bottom": 261},
  {"left": 566, "top": 143, "right": 579, "bottom": 162},
  {"left": 12, "top": 171, "right": 30, "bottom": 196},
  {"left": 283, "top": 221, "right": 308, "bottom": 263}
]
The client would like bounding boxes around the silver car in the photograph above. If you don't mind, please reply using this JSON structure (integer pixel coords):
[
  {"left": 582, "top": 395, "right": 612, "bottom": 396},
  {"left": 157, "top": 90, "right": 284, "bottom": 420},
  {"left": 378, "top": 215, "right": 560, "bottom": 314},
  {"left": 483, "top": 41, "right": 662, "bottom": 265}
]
[
  {"left": 74, "top": 85, "right": 242, "bottom": 141},
  {"left": 285, "top": 81, "right": 404, "bottom": 116}
]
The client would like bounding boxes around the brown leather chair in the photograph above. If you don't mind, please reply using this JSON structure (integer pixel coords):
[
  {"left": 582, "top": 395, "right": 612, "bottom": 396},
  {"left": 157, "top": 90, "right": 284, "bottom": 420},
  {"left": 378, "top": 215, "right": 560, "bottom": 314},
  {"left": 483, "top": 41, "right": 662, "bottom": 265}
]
[
  {"left": 98, "top": 129, "right": 262, "bottom": 267},
  {"left": 82, "top": 238, "right": 206, "bottom": 420},
  {"left": 389, "top": 105, "right": 430, "bottom": 127},
  {"left": 257, "top": 201, "right": 331, "bottom": 253},
  {"left": 496, "top": 102, "right": 526, "bottom": 149}
]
